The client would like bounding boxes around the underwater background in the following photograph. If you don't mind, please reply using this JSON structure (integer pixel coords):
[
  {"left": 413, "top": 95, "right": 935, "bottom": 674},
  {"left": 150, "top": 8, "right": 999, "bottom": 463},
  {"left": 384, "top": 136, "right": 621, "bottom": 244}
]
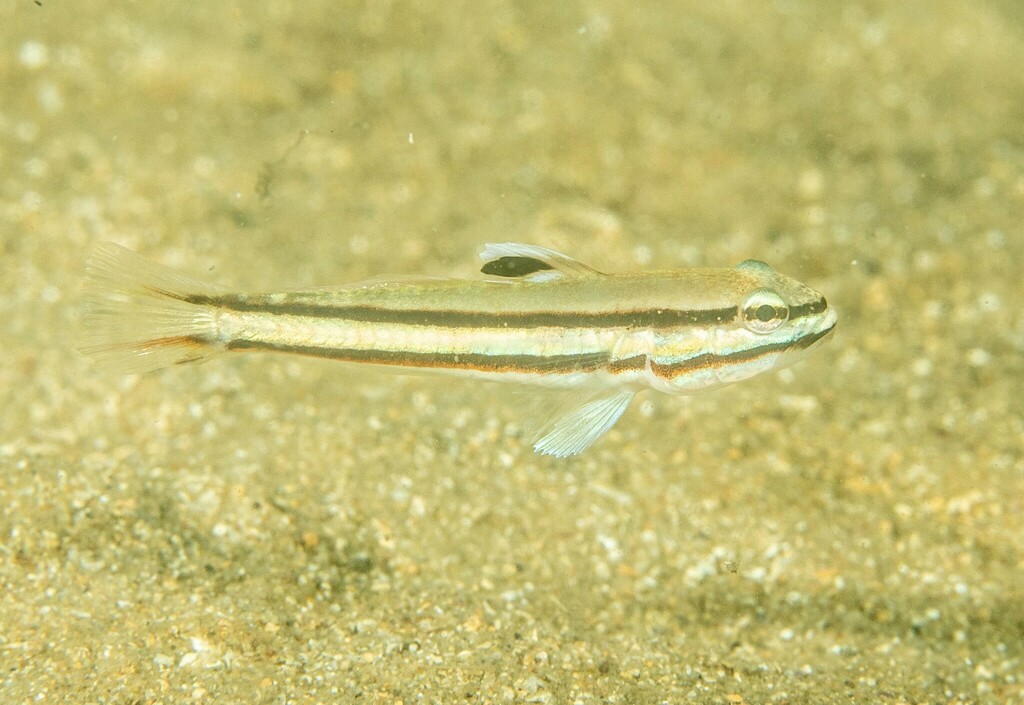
[{"left": 1, "top": 1, "right": 1022, "bottom": 702}]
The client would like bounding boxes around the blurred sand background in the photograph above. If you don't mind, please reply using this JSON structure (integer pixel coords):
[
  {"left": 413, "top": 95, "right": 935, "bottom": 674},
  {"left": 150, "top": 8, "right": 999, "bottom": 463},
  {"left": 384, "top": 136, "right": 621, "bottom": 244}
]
[{"left": 1, "top": 1, "right": 1022, "bottom": 702}]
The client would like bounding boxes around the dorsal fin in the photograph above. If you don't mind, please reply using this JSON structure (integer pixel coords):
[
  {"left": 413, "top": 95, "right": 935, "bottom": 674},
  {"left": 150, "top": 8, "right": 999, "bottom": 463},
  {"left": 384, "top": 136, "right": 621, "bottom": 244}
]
[{"left": 479, "top": 243, "right": 603, "bottom": 281}]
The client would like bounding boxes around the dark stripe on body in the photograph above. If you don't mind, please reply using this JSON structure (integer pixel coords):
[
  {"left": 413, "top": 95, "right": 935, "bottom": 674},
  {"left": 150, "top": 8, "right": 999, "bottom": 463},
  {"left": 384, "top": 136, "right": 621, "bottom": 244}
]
[
  {"left": 226, "top": 318, "right": 832, "bottom": 378},
  {"left": 179, "top": 292, "right": 827, "bottom": 330},
  {"left": 184, "top": 293, "right": 739, "bottom": 329},
  {"left": 651, "top": 320, "right": 836, "bottom": 379},
  {"left": 227, "top": 339, "right": 650, "bottom": 375}
]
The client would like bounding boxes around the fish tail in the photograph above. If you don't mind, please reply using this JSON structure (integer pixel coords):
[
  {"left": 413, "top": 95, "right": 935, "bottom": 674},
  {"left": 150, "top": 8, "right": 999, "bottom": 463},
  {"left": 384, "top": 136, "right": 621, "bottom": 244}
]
[{"left": 80, "top": 242, "right": 223, "bottom": 373}]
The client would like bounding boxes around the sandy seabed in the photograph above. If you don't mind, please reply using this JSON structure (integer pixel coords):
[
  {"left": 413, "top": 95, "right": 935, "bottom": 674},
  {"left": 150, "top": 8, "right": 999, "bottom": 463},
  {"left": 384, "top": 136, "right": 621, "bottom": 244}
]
[{"left": 1, "top": 1, "right": 1022, "bottom": 703}]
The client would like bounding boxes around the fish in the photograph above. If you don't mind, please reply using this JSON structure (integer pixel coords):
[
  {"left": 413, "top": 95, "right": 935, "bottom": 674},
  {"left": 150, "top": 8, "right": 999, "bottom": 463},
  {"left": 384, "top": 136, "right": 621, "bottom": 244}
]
[{"left": 81, "top": 241, "right": 837, "bottom": 457}]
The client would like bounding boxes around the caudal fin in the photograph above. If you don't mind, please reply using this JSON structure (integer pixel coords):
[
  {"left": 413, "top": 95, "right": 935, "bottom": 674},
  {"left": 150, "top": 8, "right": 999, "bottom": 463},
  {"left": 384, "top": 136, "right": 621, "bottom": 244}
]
[{"left": 80, "top": 243, "right": 223, "bottom": 373}]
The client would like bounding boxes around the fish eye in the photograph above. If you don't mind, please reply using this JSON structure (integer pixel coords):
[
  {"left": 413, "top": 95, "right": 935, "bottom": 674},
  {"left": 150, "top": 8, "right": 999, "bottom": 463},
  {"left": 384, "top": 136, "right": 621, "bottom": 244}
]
[{"left": 741, "top": 288, "right": 788, "bottom": 334}]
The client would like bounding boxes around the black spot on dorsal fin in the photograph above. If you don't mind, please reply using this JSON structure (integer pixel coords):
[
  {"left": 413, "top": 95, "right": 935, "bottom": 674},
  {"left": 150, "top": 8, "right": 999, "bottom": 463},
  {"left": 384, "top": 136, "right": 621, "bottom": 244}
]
[
  {"left": 480, "top": 256, "right": 555, "bottom": 278},
  {"left": 478, "top": 242, "right": 603, "bottom": 278}
]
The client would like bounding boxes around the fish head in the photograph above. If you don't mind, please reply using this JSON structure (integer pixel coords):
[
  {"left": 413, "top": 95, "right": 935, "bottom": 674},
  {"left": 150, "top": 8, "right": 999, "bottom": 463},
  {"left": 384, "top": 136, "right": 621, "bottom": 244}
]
[
  {"left": 724, "top": 258, "right": 837, "bottom": 379},
  {"left": 652, "top": 259, "right": 837, "bottom": 393}
]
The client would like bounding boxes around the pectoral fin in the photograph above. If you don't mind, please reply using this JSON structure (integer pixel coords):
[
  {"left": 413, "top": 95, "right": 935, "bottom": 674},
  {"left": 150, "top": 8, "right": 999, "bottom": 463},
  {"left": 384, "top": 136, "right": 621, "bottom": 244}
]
[
  {"left": 532, "top": 388, "right": 635, "bottom": 457},
  {"left": 479, "top": 242, "right": 603, "bottom": 281}
]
